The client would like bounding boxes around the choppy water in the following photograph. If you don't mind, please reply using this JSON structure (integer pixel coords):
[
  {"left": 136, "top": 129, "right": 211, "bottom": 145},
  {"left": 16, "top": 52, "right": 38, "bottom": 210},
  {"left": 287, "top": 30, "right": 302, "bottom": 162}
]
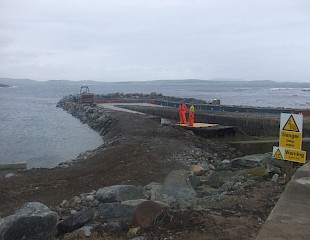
[{"left": 0, "top": 80, "right": 309, "bottom": 169}]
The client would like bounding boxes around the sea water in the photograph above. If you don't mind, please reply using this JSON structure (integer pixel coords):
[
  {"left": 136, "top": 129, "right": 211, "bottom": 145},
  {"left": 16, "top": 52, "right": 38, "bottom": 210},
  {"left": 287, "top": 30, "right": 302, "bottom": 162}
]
[
  {"left": 0, "top": 80, "right": 309, "bottom": 169},
  {"left": 0, "top": 84, "right": 103, "bottom": 169}
]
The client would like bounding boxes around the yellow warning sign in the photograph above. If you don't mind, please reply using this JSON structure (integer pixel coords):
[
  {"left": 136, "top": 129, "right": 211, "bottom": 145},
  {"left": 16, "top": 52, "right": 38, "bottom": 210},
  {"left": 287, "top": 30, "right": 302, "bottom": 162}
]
[
  {"left": 274, "top": 113, "right": 306, "bottom": 164},
  {"left": 273, "top": 146, "right": 306, "bottom": 163},
  {"left": 282, "top": 115, "right": 300, "bottom": 132},
  {"left": 273, "top": 148, "right": 283, "bottom": 159},
  {"left": 279, "top": 130, "right": 302, "bottom": 150},
  {"left": 284, "top": 148, "right": 306, "bottom": 163}
]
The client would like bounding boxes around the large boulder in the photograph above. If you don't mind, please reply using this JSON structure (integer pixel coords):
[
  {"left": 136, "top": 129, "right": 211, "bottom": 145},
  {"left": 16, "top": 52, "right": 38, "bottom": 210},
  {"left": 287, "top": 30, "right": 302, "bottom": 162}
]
[
  {"left": 133, "top": 201, "right": 163, "bottom": 227},
  {"left": 162, "top": 170, "right": 197, "bottom": 209},
  {"left": 0, "top": 202, "right": 58, "bottom": 240},
  {"left": 231, "top": 153, "right": 270, "bottom": 170},
  {"left": 57, "top": 208, "right": 94, "bottom": 234},
  {"left": 98, "top": 203, "right": 135, "bottom": 222},
  {"left": 95, "top": 185, "right": 144, "bottom": 203}
]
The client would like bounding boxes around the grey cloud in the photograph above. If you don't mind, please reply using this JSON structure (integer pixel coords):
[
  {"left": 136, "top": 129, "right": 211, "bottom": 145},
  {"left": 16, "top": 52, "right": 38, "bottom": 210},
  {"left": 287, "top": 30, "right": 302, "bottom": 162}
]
[{"left": 0, "top": 0, "right": 310, "bottom": 81}]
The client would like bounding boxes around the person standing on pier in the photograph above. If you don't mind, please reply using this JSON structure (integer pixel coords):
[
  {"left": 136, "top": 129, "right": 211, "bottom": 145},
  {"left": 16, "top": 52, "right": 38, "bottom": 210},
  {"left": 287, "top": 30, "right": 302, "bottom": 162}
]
[
  {"left": 178, "top": 102, "right": 187, "bottom": 124},
  {"left": 188, "top": 105, "right": 195, "bottom": 126}
]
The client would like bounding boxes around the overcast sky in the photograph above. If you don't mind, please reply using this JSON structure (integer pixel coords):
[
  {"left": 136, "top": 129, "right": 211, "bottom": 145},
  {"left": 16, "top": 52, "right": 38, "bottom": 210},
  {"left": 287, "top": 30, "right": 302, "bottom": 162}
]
[{"left": 0, "top": 0, "right": 309, "bottom": 82}]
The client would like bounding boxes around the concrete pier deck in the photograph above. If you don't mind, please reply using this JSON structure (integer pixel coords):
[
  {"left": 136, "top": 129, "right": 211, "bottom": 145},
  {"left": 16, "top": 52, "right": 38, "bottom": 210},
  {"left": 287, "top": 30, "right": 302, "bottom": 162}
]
[
  {"left": 177, "top": 122, "right": 236, "bottom": 138},
  {"left": 256, "top": 162, "right": 310, "bottom": 240}
]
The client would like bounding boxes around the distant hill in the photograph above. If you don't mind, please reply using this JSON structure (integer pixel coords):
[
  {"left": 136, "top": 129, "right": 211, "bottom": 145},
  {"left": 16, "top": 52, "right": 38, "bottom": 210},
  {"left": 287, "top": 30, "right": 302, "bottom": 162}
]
[
  {"left": 0, "top": 77, "right": 310, "bottom": 88},
  {"left": 0, "top": 78, "right": 38, "bottom": 85},
  {"left": 0, "top": 83, "right": 10, "bottom": 87}
]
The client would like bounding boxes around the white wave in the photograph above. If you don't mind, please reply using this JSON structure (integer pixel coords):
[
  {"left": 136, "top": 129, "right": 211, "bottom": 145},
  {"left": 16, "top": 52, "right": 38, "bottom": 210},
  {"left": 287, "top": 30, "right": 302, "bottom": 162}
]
[{"left": 269, "top": 87, "right": 294, "bottom": 91}]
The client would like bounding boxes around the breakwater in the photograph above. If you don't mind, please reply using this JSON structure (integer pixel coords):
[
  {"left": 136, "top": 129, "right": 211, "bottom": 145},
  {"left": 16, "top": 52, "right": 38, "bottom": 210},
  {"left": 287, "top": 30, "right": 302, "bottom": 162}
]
[
  {"left": 57, "top": 93, "right": 310, "bottom": 138},
  {"left": 57, "top": 96, "right": 115, "bottom": 137}
]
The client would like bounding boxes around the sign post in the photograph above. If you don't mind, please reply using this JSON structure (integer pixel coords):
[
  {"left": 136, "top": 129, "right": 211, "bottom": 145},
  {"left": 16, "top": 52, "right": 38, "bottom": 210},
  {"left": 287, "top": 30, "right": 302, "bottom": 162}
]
[{"left": 272, "top": 113, "right": 306, "bottom": 182}]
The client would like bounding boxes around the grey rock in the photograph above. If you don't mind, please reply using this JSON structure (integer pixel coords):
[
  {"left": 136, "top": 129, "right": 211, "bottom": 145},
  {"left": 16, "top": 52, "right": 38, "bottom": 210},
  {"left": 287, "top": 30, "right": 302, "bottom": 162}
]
[
  {"left": 95, "top": 185, "right": 144, "bottom": 203},
  {"left": 143, "top": 182, "right": 162, "bottom": 199},
  {"left": 191, "top": 159, "right": 199, "bottom": 164},
  {"left": 215, "top": 163, "right": 233, "bottom": 171},
  {"left": 81, "top": 226, "right": 93, "bottom": 237},
  {"left": 209, "top": 164, "right": 215, "bottom": 170},
  {"left": 199, "top": 161, "right": 209, "bottom": 171},
  {"left": 85, "top": 195, "right": 94, "bottom": 201},
  {"left": 61, "top": 223, "right": 101, "bottom": 239},
  {"left": 70, "top": 210, "right": 77, "bottom": 215},
  {"left": 0, "top": 202, "right": 58, "bottom": 240},
  {"left": 162, "top": 170, "right": 197, "bottom": 209},
  {"left": 57, "top": 208, "right": 94, "bottom": 234},
  {"left": 266, "top": 163, "right": 281, "bottom": 174},
  {"left": 271, "top": 173, "right": 279, "bottom": 182},
  {"left": 196, "top": 187, "right": 219, "bottom": 197},
  {"left": 221, "top": 159, "right": 230, "bottom": 164},
  {"left": 60, "top": 200, "right": 69, "bottom": 208},
  {"left": 232, "top": 181, "right": 243, "bottom": 190},
  {"left": 188, "top": 174, "right": 200, "bottom": 188},
  {"left": 231, "top": 153, "right": 271, "bottom": 169},
  {"left": 98, "top": 203, "right": 135, "bottom": 222},
  {"left": 102, "top": 221, "right": 123, "bottom": 234},
  {"left": 264, "top": 157, "right": 286, "bottom": 173},
  {"left": 207, "top": 170, "right": 237, "bottom": 188},
  {"left": 218, "top": 176, "right": 244, "bottom": 193},
  {"left": 154, "top": 193, "right": 177, "bottom": 207},
  {"left": 162, "top": 170, "right": 197, "bottom": 199},
  {"left": 72, "top": 196, "right": 81, "bottom": 203}
]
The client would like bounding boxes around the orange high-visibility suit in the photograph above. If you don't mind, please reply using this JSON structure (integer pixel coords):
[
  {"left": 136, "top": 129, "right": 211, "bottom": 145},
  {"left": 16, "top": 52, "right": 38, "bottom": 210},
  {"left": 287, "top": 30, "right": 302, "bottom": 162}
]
[
  {"left": 188, "top": 105, "right": 195, "bottom": 126},
  {"left": 178, "top": 103, "right": 187, "bottom": 124}
]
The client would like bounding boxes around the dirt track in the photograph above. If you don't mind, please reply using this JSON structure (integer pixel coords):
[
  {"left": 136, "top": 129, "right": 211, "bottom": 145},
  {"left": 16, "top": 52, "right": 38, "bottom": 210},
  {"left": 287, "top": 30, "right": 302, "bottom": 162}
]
[{"left": 0, "top": 108, "right": 284, "bottom": 239}]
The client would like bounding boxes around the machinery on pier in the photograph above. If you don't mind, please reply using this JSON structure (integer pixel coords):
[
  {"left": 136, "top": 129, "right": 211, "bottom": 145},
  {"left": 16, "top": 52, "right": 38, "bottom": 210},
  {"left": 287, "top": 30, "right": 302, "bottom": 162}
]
[{"left": 80, "top": 86, "right": 94, "bottom": 105}]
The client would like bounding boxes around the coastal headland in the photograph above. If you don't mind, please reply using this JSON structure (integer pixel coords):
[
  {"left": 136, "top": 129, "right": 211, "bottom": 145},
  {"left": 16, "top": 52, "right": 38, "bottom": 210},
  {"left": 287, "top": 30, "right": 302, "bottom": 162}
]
[{"left": 0, "top": 94, "right": 308, "bottom": 239}]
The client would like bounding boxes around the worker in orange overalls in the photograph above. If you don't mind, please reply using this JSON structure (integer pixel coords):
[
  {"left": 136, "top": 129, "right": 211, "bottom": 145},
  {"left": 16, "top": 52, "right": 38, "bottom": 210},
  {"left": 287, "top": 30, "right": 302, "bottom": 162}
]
[
  {"left": 188, "top": 105, "right": 195, "bottom": 126},
  {"left": 178, "top": 103, "right": 187, "bottom": 124}
]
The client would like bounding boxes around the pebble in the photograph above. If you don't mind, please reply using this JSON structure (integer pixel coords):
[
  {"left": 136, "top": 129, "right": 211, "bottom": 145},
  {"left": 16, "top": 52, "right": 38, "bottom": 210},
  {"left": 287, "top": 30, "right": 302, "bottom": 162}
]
[
  {"left": 271, "top": 173, "right": 279, "bottom": 183},
  {"left": 60, "top": 200, "right": 68, "bottom": 207},
  {"left": 222, "top": 159, "right": 230, "bottom": 164},
  {"left": 70, "top": 209, "right": 77, "bottom": 215},
  {"left": 81, "top": 226, "right": 93, "bottom": 237},
  {"left": 85, "top": 195, "right": 94, "bottom": 201},
  {"left": 209, "top": 164, "right": 215, "bottom": 170}
]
